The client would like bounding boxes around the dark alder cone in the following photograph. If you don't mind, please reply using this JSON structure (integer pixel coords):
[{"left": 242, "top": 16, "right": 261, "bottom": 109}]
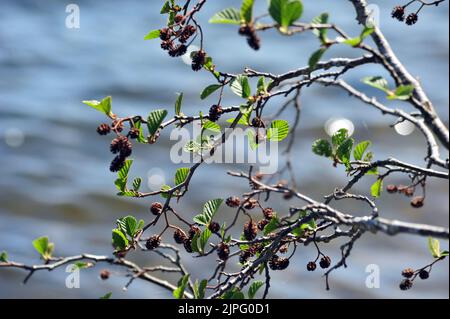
[
  {"left": 243, "top": 198, "right": 258, "bottom": 210},
  {"left": 208, "top": 221, "right": 221, "bottom": 233},
  {"left": 208, "top": 104, "right": 223, "bottom": 122},
  {"left": 319, "top": 256, "right": 331, "bottom": 269},
  {"left": 110, "top": 136, "right": 132, "bottom": 157},
  {"left": 129, "top": 127, "right": 140, "bottom": 139},
  {"left": 226, "top": 196, "right": 241, "bottom": 208},
  {"left": 161, "top": 40, "right": 174, "bottom": 51},
  {"left": 191, "top": 50, "right": 206, "bottom": 71},
  {"left": 238, "top": 25, "right": 250, "bottom": 36},
  {"left": 97, "top": 123, "right": 111, "bottom": 135},
  {"left": 150, "top": 202, "right": 163, "bottom": 215},
  {"left": 386, "top": 184, "right": 398, "bottom": 194},
  {"left": 277, "top": 257, "right": 290, "bottom": 270},
  {"left": 263, "top": 207, "right": 275, "bottom": 220},
  {"left": 410, "top": 196, "right": 425, "bottom": 208},
  {"left": 239, "top": 250, "right": 252, "bottom": 264},
  {"left": 405, "top": 13, "right": 418, "bottom": 25},
  {"left": 217, "top": 243, "right": 230, "bottom": 261},
  {"left": 243, "top": 220, "right": 258, "bottom": 241},
  {"left": 257, "top": 219, "right": 269, "bottom": 231},
  {"left": 180, "top": 25, "right": 197, "bottom": 43},
  {"left": 399, "top": 279, "right": 413, "bottom": 290},
  {"left": 419, "top": 270, "right": 430, "bottom": 280},
  {"left": 183, "top": 240, "right": 193, "bottom": 253},
  {"left": 307, "top": 261, "right": 317, "bottom": 271},
  {"left": 283, "top": 192, "right": 294, "bottom": 200},
  {"left": 174, "top": 14, "right": 185, "bottom": 24},
  {"left": 174, "top": 229, "right": 188, "bottom": 244},
  {"left": 279, "top": 244, "right": 289, "bottom": 254},
  {"left": 110, "top": 155, "right": 126, "bottom": 172},
  {"left": 247, "top": 33, "right": 261, "bottom": 51},
  {"left": 146, "top": 235, "right": 161, "bottom": 250},
  {"left": 112, "top": 120, "right": 124, "bottom": 133},
  {"left": 188, "top": 225, "right": 201, "bottom": 240},
  {"left": 402, "top": 268, "right": 415, "bottom": 278},
  {"left": 391, "top": 6, "right": 406, "bottom": 21},
  {"left": 269, "top": 255, "right": 280, "bottom": 270},
  {"left": 100, "top": 269, "right": 111, "bottom": 280},
  {"left": 159, "top": 27, "right": 172, "bottom": 41},
  {"left": 169, "top": 44, "right": 187, "bottom": 57}
]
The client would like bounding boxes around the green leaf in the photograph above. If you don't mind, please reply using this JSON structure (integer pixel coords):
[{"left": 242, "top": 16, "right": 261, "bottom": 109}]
[
  {"left": 112, "top": 229, "right": 129, "bottom": 251},
  {"left": 248, "top": 280, "right": 264, "bottom": 299},
  {"left": 388, "top": 85, "right": 414, "bottom": 101},
  {"left": 231, "top": 75, "right": 251, "bottom": 99},
  {"left": 201, "top": 84, "right": 222, "bottom": 100},
  {"left": 342, "top": 25, "right": 374, "bottom": 47},
  {"left": 114, "top": 176, "right": 127, "bottom": 192},
  {"left": 118, "top": 159, "right": 133, "bottom": 181},
  {"left": 332, "top": 128, "right": 349, "bottom": 147},
  {"left": 312, "top": 139, "right": 332, "bottom": 157},
  {"left": 194, "top": 279, "right": 208, "bottom": 299},
  {"left": 160, "top": 184, "right": 172, "bottom": 199},
  {"left": 199, "top": 228, "right": 212, "bottom": 253},
  {"left": 371, "top": 178, "right": 383, "bottom": 198},
  {"left": 175, "top": 93, "right": 183, "bottom": 116},
  {"left": 193, "top": 214, "right": 209, "bottom": 226},
  {"left": 174, "top": 167, "right": 190, "bottom": 186},
  {"left": 117, "top": 216, "right": 137, "bottom": 238},
  {"left": 308, "top": 48, "right": 327, "bottom": 70},
  {"left": 227, "top": 112, "right": 251, "bottom": 126},
  {"left": 312, "top": 13, "right": 329, "bottom": 43},
  {"left": 264, "top": 217, "right": 280, "bottom": 235},
  {"left": 82, "top": 96, "right": 112, "bottom": 116},
  {"left": 0, "top": 251, "right": 8, "bottom": 262},
  {"left": 160, "top": 1, "right": 171, "bottom": 14},
  {"left": 267, "top": 120, "right": 289, "bottom": 142},
  {"left": 247, "top": 130, "right": 259, "bottom": 150},
  {"left": 362, "top": 76, "right": 390, "bottom": 94},
  {"left": 100, "top": 292, "right": 112, "bottom": 299},
  {"left": 231, "top": 291, "right": 245, "bottom": 299},
  {"left": 203, "top": 120, "right": 221, "bottom": 133},
  {"left": 209, "top": 7, "right": 242, "bottom": 24},
  {"left": 203, "top": 198, "right": 223, "bottom": 223},
  {"left": 353, "top": 141, "right": 371, "bottom": 161},
  {"left": 147, "top": 109, "right": 168, "bottom": 136},
  {"left": 241, "top": 0, "right": 255, "bottom": 23},
  {"left": 137, "top": 219, "right": 145, "bottom": 231},
  {"left": 173, "top": 275, "right": 190, "bottom": 299},
  {"left": 428, "top": 237, "right": 441, "bottom": 258},
  {"left": 144, "top": 29, "right": 161, "bottom": 40},
  {"left": 74, "top": 262, "right": 92, "bottom": 270},
  {"left": 32, "top": 236, "right": 49, "bottom": 257},
  {"left": 336, "top": 138, "right": 354, "bottom": 165},
  {"left": 132, "top": 177, "right": 142, "bottom": 191},
  {"left": 441, "top": 250, "right": 449, "bottom": 257},
  {"left": 191, "top": 232, "right": 201, "bottom": 253},
  {"left": 257, "top": 76, "right": 269, "bottom": 94},
  {"left": 269, "top": 0, "right": 303, "bottom": 32}
]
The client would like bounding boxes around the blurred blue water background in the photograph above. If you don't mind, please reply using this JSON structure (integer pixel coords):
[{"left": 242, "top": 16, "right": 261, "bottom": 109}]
[{"left": 0, "top": 0, "right": 448, "bottom": 298}]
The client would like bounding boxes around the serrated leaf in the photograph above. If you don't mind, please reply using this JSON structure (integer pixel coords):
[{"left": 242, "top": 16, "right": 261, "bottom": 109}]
[
  {"left": 342, "top": 25, "right": 374, "bottom": 47},
  {"left": 353, "top": 141, "right": 371, "bottom": 161},
  {"left": 269, "top": 0, "right": 303, "bottom": 31},
  {"left": 388, "top": 85, "right": 414, "bottom": 101},
  {"left": 199, "top": 228, "right": 212, "bottom": 253},
  {"left": 362, "top": 76, "right": 390, "bottom": 94},
  {"left": 428, "top": 237, "right": 441, "bottom": 258},
  {"left": 241, "top": 0, "right": 255, "bottom": 23},
  {"left": 174, "top": 167, "right": 190, "bottom": 186},
  {"left": 193, "top": 214, "right": 209, "bottom": 226},
  {"left": 147, "top": 109, "right": 168, "bottom": 136},
  {"left": 32, "top": 236, "right": 49, "bottom": 257},
  {"left": 117, "top": 216, "right": 137, "bottom": 238},
  {"left": 231, "top": 75, "right": 251, "bottom": 99},
  {"left": 203, "top": 199, "right": 223, "bottom": 223},
  {"left": 264, "top": 217, "right": 280, "bottom": 235},
  {"left": 160, "top": 185, "right": 172, "bottom": 199},
  {"left": 257, "top": 76, "right": 268, "bottom": 94},
  {"left": 82, "top": 96, "right": 112, "bottom": 116},
  {"left": 209, "top": 7, "right": 242, "bottom": 24},
  {"left": 137, "top": 219, "right": 145, "bottom": 231},
  {"left": 312, "top": 139, "right": 333, "bottom": 157},
  {"left": 247, "top": 129, "right": 259, "bottom": 150},
  {"left": 191, "top": 232, "right": 201, "bottom": 253},
  {"left": 248, "top": 280, "right": 264, "bottom": 299},
  {"left": 227, "top": 112, "right": 251, "bottom": 126},
  {"left": 194, "top": 279, "right": 208, "bottom": 299},
  {"left": 332, "top": 128, "right": 349, "bottom": 147},
  {"left": 173, "top": 274, "right": 190, "bottom": 299},
  {"left": 267, "top": 120, "right": 289, "bottom": 142},
  {"left": 160, "top": 1, "right": 171, "bottom": 14},
  {"left": 336, "top": 138, "right": 354, "bottom": 164},
  {"left": 132, "top": 177, "right": 142, "bottom": 191},
  {"left": 175, "top": 93, "right": 183, "bottom": 116},
  {"left": 112, "top": 229, "right": 128, "bottom": 250},
  {"left": 144, "top": 29, "right": 161, "bottom": 40},
  {"left": 371, "top": 178, "right": 383, "bottom": 198},
  {"left": 200, "top": 84, "right": 222, "bottom": 100},
  {"left": 308, "top": 48, "right": 327, "bottom": 70},
  {"left": 203, "top": 120, "right": 221, "bottom": 133},
  {"left": 312, "top": 13, "right": 329, "bottom": 43}
]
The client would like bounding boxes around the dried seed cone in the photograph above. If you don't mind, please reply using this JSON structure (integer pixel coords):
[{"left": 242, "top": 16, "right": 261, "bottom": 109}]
[
  {"left": 399, "top": 279, "right": 413, "bottom": 290},
  {"left": 217, "top": 243, "right": 230, "bottom": 261},
  {"left": 97, "top": 123, "right": 111, "bottom": 135},
  {"left": 307, "top": 261, "right": 317, "bottom": 271},
  {"left": 146, "top": 235, "right": 161, "bottom": 250},
  {"left": 391, "top": 6, "right": 405, "bottom": 21},
  {"left": 226, "top": 196, "right": 241, "bottom": 208},
  {"left": 150, "top": 202, "right": 163, "bottom": 215},
  {"left": 319, "top": 256, "right": 331, "bottom": 269},
  {"left": 110, "top": 155, "right": 126, "bottom": 172},
  {"left": 402, "top": 268, "right": 415, "bottom": 278},
  {"left": 174, "top": 229, "right": 188, "bottom": 244},
  {"left": 243, "top": 220, "right": 258, "bottom": 241}
]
